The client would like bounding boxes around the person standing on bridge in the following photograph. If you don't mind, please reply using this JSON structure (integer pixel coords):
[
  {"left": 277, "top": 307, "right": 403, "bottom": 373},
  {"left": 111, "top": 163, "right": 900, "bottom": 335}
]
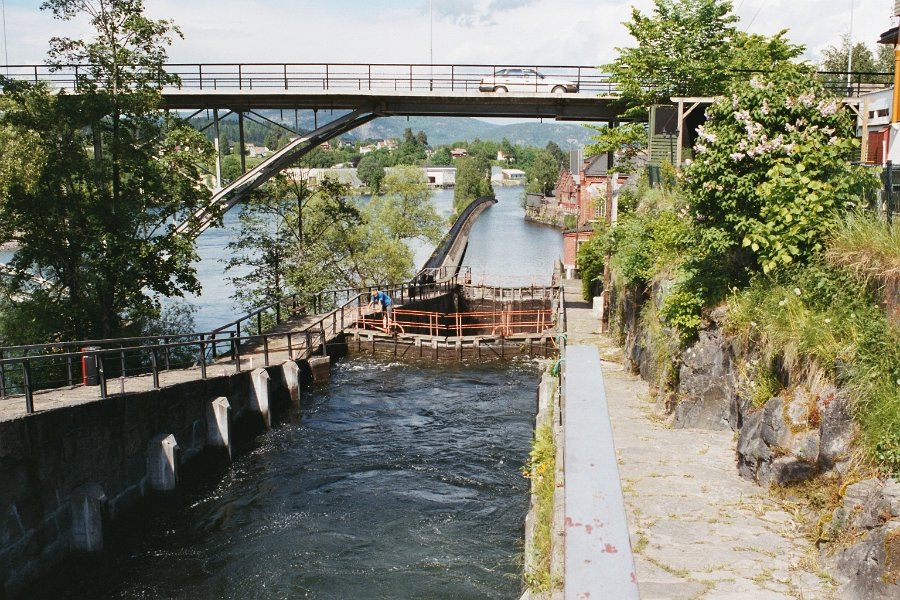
[{"left": 367, "top": 290, "right": 394, "bottom": 331}]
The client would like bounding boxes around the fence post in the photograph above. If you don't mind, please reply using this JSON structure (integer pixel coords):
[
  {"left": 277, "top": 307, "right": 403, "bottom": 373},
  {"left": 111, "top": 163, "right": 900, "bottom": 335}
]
[
  {"left": 150, "top": 348, "right": 160, "bottom": 389},
  {"left": 97, "top": 353, "right": 108, "bottom": 399},
  {"left": 885, "top": 162, "right": 894, "bottom": 220},
  {"left": 163, "top": 337, "right": 171, "bottom": 371},
  {"left": 263, "top": 335, "right": 270, "bottom": 367},
  {"left": 199, "top": 337, "right": 207, "bottom": 380},
  {"left": 234, "top": 332, "right": 242, "bottom": 372},
  {"left": 287, "top": 332, "right": 294, "bottom": 360},
  {"left": 66, "top": 348, "right": 74, "bottom": 387},
  {"left": 119, "top": 348, "right": 127, "bottom": 379},
  {"left": 0, "top": 350, "right": 6, "bottom": 398},
  {"left": 211, "top": 332, "right": 218, "bottom": 359},
  {"left": 23, "top": 359, "right": 34, "bottom": 414}
]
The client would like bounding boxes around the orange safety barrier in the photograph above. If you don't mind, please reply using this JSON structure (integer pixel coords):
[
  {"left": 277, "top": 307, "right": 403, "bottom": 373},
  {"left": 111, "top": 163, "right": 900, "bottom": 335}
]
[{"left": 353, "top": 307, "right": 554, "bottom": 337}]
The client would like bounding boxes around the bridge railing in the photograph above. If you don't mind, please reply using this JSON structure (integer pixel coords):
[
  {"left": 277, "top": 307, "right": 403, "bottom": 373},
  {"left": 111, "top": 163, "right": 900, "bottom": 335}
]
[
  {"left": 0, "top": 62, "right": 621, "bottom": 96},
  {"left": 3, "top": 63, "right": 893, "bottom": 99},
  {"left": 0, "top": 269, "right": 468, "bottom": 413}
]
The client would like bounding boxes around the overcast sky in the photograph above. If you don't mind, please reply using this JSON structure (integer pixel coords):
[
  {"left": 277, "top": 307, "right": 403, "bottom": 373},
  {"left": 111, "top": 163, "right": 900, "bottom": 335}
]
[{"left": 1, "top": 0, "right": 897, "bottom": 69}]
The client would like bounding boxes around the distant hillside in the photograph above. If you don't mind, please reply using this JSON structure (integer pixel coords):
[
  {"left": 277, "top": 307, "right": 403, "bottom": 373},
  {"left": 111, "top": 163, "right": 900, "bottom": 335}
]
[
  {"left": 251, "top": 111, "right": 594, "bottom": 150},
  {"left": 350, "top": 116, "right": 594, "bottom": 149}
]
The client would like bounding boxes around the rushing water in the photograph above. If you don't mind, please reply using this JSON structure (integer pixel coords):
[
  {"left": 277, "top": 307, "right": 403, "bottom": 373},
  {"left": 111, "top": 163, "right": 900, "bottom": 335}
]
[
  {"left": 35, "top": 358, "right": 540, "bottom": 599},
  {"left": 24, "top": 183, "right": 563, "bottom": 599}
]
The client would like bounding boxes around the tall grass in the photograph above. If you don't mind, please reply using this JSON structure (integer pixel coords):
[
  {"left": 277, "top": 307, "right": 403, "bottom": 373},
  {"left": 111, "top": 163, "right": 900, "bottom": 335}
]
[
  {"left": 725, "top": 214, "right": 900, "bottom": 475},
  {"left": 524, "top": 415, "right": 556, "bottom": 593},
  {"left": 826, "top": 212, "right": 900, "bottom": 284}
]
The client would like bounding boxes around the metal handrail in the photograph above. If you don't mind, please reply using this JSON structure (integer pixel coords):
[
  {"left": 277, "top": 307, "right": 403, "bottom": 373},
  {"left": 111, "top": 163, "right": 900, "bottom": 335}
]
[
  {"left": 0, "top": 62, "right": 620, "bottom": 96},
  {"left": 0, "top": 272, "right": 469, "bottom": 412}
]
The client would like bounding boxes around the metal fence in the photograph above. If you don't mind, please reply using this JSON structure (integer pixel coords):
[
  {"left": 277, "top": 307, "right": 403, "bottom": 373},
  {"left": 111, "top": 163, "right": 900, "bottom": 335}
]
[
  {"left": 0, "top": 269, "right": 466, "bottom": 413},
  {"left": 0, "top": 62, "right": 620, "bottom": 96}
]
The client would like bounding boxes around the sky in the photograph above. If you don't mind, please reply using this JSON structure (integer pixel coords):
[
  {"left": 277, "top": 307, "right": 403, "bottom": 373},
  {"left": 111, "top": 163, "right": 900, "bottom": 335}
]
[{"left": 0, "top": 0, "right": 897, "bottom": 70}]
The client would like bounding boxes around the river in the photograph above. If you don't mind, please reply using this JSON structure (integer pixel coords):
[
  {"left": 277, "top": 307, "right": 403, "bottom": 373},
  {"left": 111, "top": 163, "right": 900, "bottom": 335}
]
[{"left": 25, "top": 184, "right": 564, "bottom": 599}]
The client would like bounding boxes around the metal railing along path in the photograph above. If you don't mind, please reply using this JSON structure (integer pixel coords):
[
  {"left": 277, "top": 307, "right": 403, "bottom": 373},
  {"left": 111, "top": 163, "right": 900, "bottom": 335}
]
[{"left": 0, "top": 269, "right": 465, "bottom": 415}]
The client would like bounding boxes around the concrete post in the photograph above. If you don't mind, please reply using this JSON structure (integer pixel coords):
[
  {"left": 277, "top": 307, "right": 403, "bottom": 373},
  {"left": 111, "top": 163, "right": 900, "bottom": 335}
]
[
  {"left": 250, "top": 368, "right": 272, "bottom": 428},
  {"left": 147, "top": 434, "right": 180, "bottom": 492},
  {"left": 71, "top": 483, "right": 107, "bottom": 553},
  {"left": 281, "top": 360, "right": 301, "bottom": 406},
  {"left": 308, "top": 356, "right": 331, "bottom": 384},
  {"left": 206, "top": 397, "right": 232, "bottom": 459}
]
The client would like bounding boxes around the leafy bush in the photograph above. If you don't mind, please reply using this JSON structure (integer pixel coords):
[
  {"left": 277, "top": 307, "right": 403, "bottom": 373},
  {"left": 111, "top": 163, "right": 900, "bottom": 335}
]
[
  {"left": 576, "top": 229, "right": 607, "bottom": 301},
  {"left": 684, "top": 64, "right": 878, "bottom": 275}
]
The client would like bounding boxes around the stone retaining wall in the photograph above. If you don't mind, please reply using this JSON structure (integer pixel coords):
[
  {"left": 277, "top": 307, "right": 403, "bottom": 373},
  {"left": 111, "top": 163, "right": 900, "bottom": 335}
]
[{"left": 0, "top": 346, "right": 345, "bottom": 598}]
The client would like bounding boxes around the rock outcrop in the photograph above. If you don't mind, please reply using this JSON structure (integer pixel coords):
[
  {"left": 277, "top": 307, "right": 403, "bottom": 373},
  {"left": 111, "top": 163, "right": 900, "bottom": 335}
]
[{"left": 828, "top": 478, "right": 900, "bottom": 599}]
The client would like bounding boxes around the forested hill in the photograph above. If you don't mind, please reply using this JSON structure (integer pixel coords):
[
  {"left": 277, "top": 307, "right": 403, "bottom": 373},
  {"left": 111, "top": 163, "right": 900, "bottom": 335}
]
[
  {"left": 200, "top": 110, "right": 594, "bottom": 149},
  {"left": 350, "top": 116, "right": 593, "bottom": 149}
]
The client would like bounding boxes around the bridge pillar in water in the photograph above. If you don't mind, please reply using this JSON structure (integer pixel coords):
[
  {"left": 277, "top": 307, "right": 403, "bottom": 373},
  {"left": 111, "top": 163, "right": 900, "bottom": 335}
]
[
  {"left": 308, "top": 356, "right": 331, "bottom": 384},
  {"left": 147, "top": 434, "right": 180, "bottom": 492},
  {"left": 207, "top": 397, "right": 232, "bottom": 460},
  {"left": 281, "top": 360, "right": 301, "bottom": 406},
  {"left": 71, "top": 483, "right": 107, "bottom": 553},
  {"left": 250, "top": 368, "right": 272, "bottom": 428}
]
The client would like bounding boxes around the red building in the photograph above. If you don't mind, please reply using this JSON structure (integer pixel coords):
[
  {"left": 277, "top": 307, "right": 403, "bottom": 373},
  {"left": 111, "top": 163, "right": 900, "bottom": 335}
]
[{"left": 559, "top": 154, "right": 629, "bottom": 274}]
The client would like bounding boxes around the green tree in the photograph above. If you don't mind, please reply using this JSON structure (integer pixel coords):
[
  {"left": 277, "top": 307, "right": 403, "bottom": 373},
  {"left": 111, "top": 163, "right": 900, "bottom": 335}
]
[
  {"left": 820, "top": 35, "right": 894, "bottom": 86},
  {"left": 429, "top": 146, "right": 452, "bottom": 166},
  {"left": 525, "top": 151, "right": 560, "bottom": 196},
  {"left": 544, "top": 140, "right": 567, "bottom": 170},
  {"left": 0, "top": 0, "right": 212, "bottom": 342},
  {"left": 684, "top": 64, "right": 878, "bottom": 276},
  {"left": 606, "top": 0, "right": 803, "bottom": 115},
  {"left": 453, "top": 155, "right": 493, "bottom": 215},
  {"left": 225, "top": 173, "right": 362, "bottom": 314},
  {"left": 356, "top": 166, "right": 443, "bottom": 284},
  {"left": 357, "top": 152, "right": 387, "bottom": 192},
  {"left": 584, "top": 123, "right": 647, "bottom": 172}
]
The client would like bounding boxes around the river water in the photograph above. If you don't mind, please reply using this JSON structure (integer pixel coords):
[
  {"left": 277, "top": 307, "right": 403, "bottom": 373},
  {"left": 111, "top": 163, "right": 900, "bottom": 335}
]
[{"left": 27, "top": 185, "right": 564, "bottom": 599}]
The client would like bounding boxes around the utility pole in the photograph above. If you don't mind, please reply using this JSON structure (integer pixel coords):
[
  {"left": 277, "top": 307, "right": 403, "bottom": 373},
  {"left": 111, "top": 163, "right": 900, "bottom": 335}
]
[{"left": 846, "top": 0, "right": 855, "bottom": 95}]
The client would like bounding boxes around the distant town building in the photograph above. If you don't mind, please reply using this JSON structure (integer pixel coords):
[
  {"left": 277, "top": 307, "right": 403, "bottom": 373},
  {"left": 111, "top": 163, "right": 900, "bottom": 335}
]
[
  {"left": 450, "top": 148, "right": 468, "bottom": 158},
  {"left": 245, "top": 144, "right": 270, "bottom": 158},
  {"left": 424, "top": 167, "right": 456, "bottom": 187}
]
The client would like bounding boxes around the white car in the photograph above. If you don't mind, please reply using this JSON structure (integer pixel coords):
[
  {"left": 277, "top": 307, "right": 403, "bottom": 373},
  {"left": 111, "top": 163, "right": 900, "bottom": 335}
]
[{"left": 479, "top": 68, "right": 579, "bottom": 93}]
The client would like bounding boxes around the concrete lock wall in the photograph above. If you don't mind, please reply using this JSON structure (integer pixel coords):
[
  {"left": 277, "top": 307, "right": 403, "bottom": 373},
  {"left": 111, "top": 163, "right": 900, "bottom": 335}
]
[{"left": 0, "top": 352, "right": 332, "bottom": 597}]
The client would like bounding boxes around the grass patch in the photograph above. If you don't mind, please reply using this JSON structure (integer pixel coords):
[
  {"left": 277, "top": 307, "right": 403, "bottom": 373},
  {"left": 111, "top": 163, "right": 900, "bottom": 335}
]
[{"left": 523, "top": 413, "right": 557, "bottom": 593}]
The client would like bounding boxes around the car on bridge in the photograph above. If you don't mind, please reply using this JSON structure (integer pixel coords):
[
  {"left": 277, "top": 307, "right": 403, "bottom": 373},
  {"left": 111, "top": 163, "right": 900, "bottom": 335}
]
[{"left": 479, "top": 68, "right": 579, "bottom": 93}]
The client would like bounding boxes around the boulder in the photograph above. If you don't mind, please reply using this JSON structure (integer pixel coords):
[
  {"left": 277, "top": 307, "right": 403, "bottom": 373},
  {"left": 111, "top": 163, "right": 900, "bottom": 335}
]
[
  {"left": 843, "top": 479, "right": 894, "bottom": 531},
  {"left": 834, "top": 522, "right": 900, "bottom": 600},
  {"left": 736, "top": 409, "right": 773, "bottom": 482},
  {"left": 818, "top": 388, "right": 855, "bottom": 472},
  {"left": 763, "top": 456, "right": 818, "bottom": 486},
  {"left": 673, "top": 325, "right": 736, "bottom": 430}
]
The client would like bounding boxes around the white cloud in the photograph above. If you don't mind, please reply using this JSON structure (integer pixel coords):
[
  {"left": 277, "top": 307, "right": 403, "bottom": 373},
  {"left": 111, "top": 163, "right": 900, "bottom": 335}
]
[{"left": 1, "top": 0, "right": 896, "bottom": 71}]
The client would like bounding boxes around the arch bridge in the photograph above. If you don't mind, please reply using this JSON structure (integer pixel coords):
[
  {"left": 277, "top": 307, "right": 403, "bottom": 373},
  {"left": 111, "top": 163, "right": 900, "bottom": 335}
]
[{"left": 4, "top": 62, "right": 626, "bottom": 236}]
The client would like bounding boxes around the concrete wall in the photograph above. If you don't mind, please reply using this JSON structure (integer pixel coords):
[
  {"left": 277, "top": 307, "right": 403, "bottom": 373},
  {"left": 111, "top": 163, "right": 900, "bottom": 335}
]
[{"left": 0, "top": 347, "right": 345, "bottom": 597}]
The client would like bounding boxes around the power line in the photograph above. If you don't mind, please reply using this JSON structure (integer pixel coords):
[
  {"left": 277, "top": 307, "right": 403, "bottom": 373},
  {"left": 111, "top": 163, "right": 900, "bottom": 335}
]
[{"left": 744, "top": 0, "right": 769, "bottom": 31}]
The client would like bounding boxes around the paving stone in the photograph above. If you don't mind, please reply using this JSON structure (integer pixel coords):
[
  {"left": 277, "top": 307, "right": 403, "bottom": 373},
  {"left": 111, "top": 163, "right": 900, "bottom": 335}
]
[{"left": 561, "top": 279, "right": 835, "bottom": 600}]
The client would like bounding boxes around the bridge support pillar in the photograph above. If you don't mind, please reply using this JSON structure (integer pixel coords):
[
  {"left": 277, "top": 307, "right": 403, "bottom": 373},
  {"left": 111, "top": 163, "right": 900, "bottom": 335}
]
[
  {"left": 147, "top": 434, "right": 180, "bottom": 492},
  {"left": 281, "top": 360, "right": 301, "bottom": 406},
  {"left": 250, "top": 368, "right": 272, "bottom": 428},
  {"left": 71, "top": 483, "right": 107, "bottom": 553},
  {"left": 207, "top": 397, "right": 232, "bottom": 460},
  {"left": 308, "top": 356, "right": 331, "bottom": 384}
]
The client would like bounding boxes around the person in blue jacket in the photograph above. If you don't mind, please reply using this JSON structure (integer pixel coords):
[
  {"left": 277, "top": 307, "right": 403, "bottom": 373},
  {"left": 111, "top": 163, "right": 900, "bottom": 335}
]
[{"left": 367, "top": 290, "right": 393, "bottom": 330}]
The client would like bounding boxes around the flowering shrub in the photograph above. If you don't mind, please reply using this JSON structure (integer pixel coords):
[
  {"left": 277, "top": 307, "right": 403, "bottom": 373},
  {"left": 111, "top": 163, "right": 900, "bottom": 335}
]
[{"left": 684, "top": 65, "right": 878, "bottom": 275}]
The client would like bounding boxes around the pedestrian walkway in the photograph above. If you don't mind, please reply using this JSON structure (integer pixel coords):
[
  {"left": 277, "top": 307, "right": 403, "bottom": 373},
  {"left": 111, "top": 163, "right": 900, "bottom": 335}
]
[{"left": 561, "top": 279, "right": 832, "bottom": 599}]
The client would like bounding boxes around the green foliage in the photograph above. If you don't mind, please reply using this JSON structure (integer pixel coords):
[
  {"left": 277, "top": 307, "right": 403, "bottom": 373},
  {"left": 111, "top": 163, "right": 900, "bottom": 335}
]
[
  {"left": 826, "top": 211, "right": 900, "bottom": 284},
  {"left": 576, "top": 229, "right": 607, "bottom": 300},
  {"left": 0, "top": 1, "right": 213, "bottom": 341},
  {"left": 606, "top": 0, "right": 803, "bottom": 114},
  {"left": 685, "top": 64, "right": 879, "bottom": 276},
  {"left": 225, "top": 174, "right": 361, "bottom": 312},
  {"left": 820, "top": 35, "right": 895, "bottom": 83},
  {"left": 524, "top": 150, "right": 561, "bottom": 196},
  {"left": 724, "top": 260, "right": 900, "bottom": 475},
  {"left": 356, "top": 152, "right": 388, "bottom": 193},
  {"left": 523, "top": 408, "right": 557, "bottom": 594},
  {"left": 584, "top": 122, "right": 647, "bottom": 171},
  {"left": 453, "top": 155, "right": 493, "bottom": 216}
]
